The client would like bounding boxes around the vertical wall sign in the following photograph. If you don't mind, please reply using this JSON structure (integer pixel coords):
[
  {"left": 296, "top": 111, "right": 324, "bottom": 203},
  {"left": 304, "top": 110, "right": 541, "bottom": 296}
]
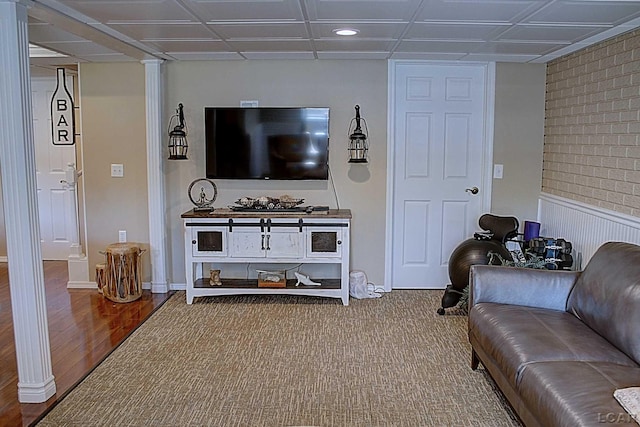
[{"left": 51, "top": 67, "right": 75, "bottom": 145}]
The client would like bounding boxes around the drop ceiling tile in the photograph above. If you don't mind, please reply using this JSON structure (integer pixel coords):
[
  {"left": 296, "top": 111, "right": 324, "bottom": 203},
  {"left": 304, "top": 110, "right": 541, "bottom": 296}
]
[
  {"left": 243, "top": 51, "right": 316, "bottom": 59},
  {"left": 306, "top": 0, "right": 422, "bottom": 21},
  {"left": 77, "top": 53, "right": 139, "bottom": 62},
  {"left": 316, "top": 51, "right": 390, "bottom": 59},
  {"left": 395, "top": 39, "right": 484, "bottom": 53},
  {"left": 475, "top": 41, "right": 567, "bottom": 55},
  {"left": 143, "top": 39, "right": 230, "bottom": 52},
  {"left": 108, "top": 23, "right": 216, "bottom": 40},
  {"left": 464, "top": 53, "right": 542, "bottom": 62},
  {"left": 315, "top": 39, "right": 395, "bottom": 51},
  {"left": 404, "top": 22, "right": 510, "bottom": 40},
  {"left": 28, "top": 22, "right": 87, "bottom": 43},
  {"left": 57, "top": 0, "right": 195, "bottom": 22},
  {"left": 390, "top": 51, "right": 468, "bottom": 60},
  {"left": 167, "top": 52, "right": 245, "bottom": 60},
  {"left": 29, "top": 44, "right": 68, "bottom": 58},
  {"left": 497, "top": 24, "right": 609, "bottom": 43},
  {"left": 226, "top": 39, "right": 313, "bottom": 51},
  {"left": 416, "top": 0, "right": 541, "bottom": 22},
  {"left": 211, "top": 22, "right": 309, "bottom": 39},
  {"left": 43, "top": 40, "right": 122, "bottom": 57},
  {"left": 525, "top": 1, "right": 640, "bottom": 25},
  {"left": 186, "top": 0, "right": 304, "bottom": 21}
]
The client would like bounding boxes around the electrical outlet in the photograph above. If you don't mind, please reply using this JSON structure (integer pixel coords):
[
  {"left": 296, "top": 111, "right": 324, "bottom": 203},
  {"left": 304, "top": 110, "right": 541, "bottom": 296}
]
[
  {"left": 111, "top": 164, "right": 124, "bottom": 177},
  {"left": 119, "top": 230, "right": 126, "bottom": 242},
  {"left": 493, "top": 164, "right": 504, "bottom": 179}
]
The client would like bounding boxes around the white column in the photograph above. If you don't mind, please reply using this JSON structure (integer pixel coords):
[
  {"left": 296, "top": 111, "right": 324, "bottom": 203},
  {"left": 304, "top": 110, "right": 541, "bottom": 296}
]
[
  {"left": 143, "top": 59, "right": 168, "bottom": 293},
  {"left": 0, "top": 0, "right": 56, "bottom": 402}
]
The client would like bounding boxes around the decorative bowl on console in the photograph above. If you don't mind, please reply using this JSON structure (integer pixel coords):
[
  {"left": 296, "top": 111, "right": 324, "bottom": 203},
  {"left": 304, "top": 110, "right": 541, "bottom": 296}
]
[
  {"left": 232, "top": 195, "right": 304, "bottom": 210},
  {"left": 236, "top": 197, "right": 256, "bottom": 208},
  {"left": 278, "top": 195, "right": 304, "bottom": 209}
]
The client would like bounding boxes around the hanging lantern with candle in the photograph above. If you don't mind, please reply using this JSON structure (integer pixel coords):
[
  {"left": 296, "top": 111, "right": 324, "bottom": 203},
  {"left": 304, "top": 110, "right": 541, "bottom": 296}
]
[
  {"left": 168, "top": 103, "right": 188, "bottom": 160},
  {"left": 348, "top": 104, "right": 369, "bottom": 163}
]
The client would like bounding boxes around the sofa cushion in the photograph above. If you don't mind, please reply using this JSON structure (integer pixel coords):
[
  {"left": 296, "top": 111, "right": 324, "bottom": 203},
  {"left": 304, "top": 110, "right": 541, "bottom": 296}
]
[
  {"left": 469, "top": 303, "right": 637, "bottom": 386},
  {"left": 567, "top": 242, "right": 640, "bottom": 364},
  {"left": 517, "top": 361, "right": 640, "bottom": 427}
]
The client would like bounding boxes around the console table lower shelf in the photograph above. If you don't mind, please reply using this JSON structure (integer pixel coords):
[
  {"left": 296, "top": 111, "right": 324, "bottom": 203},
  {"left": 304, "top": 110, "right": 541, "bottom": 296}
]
[{"left": 189, "top": 278, "right": 344, "bottom": 303}]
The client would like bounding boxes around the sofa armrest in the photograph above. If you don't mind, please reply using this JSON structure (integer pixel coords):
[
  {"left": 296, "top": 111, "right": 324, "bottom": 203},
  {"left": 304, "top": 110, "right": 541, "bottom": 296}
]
[{"left": 470, "top": 265, "right": 581, "bottom": 311}]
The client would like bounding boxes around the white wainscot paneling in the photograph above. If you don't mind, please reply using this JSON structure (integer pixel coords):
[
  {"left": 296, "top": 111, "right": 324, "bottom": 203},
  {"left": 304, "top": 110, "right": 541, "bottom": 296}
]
[{"left": 538, "top": 193, "right": 640, "bottom": 269}]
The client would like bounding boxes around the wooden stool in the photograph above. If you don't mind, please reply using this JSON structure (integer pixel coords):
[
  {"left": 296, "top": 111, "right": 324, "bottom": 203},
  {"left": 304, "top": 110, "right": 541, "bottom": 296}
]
[
  {"left": 95, "top": 262, "right": 106, "bottom": 294},
  {"left": 101, "top": 243, "right": 146, "bottom": 303}
]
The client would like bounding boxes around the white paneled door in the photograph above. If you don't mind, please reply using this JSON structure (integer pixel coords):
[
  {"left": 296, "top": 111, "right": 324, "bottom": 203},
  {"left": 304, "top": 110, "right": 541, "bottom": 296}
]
[
  {"left": 389, "top": 62, "right": 491, "bottom": 289},
  {"left": 32, "top": 77, "right": 76, "bottom": 260}
]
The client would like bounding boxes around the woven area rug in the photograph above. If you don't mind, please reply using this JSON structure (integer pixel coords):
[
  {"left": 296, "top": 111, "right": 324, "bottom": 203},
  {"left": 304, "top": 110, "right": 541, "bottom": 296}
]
[{"left": 37, "top": 290, "right": 520, "bottom": 426}]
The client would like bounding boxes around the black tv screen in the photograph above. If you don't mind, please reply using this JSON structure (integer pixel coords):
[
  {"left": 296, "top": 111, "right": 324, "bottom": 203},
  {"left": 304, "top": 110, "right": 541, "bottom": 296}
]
[{"left": 205, "top": 107, "right": 330, "bottom": 180}]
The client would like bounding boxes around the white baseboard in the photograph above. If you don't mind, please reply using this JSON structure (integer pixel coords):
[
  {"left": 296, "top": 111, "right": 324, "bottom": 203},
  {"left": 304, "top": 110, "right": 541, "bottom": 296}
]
[
  {"left": 170, "top": 283, "right": 186, "bottom": 291},
  {"left": 67, "top": 281, "right": 97, "bottom": 289}
]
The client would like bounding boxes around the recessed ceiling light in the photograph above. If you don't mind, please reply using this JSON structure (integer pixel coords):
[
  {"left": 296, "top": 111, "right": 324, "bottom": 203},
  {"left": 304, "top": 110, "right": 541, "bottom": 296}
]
[{"left": 333, "top": 28, "right": 359, "bottom": 36}]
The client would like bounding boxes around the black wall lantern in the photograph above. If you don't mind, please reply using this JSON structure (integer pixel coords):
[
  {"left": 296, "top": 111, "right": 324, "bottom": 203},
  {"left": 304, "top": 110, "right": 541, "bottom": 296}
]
[
  {"left": 348, "top": 104, "right": 368, "bottom": 163},
  {"left": 168, "top": 103, "right": 188, "bottom": 160}
]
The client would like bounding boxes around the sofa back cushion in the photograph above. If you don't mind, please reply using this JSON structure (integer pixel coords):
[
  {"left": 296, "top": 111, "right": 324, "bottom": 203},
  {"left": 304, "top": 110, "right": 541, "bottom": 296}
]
[{"left": 567, "top": 242, "right": 640, "bottom": 364}]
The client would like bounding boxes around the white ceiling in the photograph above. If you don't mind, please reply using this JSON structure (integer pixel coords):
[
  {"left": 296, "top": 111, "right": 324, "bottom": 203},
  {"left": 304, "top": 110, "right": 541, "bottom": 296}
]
[{"left": 25, "top": 0, "right": 640, "bottom": 72}]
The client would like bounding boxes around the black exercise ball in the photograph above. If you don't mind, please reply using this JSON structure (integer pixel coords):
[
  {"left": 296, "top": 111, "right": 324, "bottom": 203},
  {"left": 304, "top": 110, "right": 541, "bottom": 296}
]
[{"left": 448, "top": 238, "right": 512, "bottom": 291}]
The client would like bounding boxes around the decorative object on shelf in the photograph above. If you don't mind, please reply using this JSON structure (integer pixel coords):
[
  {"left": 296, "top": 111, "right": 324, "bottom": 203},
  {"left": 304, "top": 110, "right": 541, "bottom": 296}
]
[
  {"left": 188, "top": 178, "right": 217, "bottom": 211},
  {"left": 231, "top": 195, "right": 304, "bottom": 211},
  {"left": 168, "top": 103, "right": 189, "bottom": 160},
  {"left": 257, "top": 270, "right": 286, "bottom": 288},
  {"left": 294, "top": 272, "right": 320, "bottom": 287},
  {"left": 348, "top": 104, "right": 369, "bottom": 163},
  {"left": 209, "top": 269, "right": 222, "bottom": 286}
]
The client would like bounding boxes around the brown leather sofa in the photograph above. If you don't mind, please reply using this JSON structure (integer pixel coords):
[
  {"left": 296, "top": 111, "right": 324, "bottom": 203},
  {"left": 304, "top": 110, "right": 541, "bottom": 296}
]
[{"left": 468, "top": 241, "right": 640, "bottom": 427}]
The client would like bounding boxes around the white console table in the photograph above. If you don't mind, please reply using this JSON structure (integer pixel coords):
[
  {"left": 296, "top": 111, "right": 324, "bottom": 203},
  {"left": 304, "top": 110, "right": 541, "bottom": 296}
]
[{"left": 182, "top": 208, "right": 351, "bottom": 305}]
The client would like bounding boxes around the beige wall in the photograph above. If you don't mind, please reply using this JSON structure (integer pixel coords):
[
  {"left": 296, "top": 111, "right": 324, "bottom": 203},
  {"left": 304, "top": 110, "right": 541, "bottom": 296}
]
[
  {"left": 544, "top": 28, "right": 640, "bottom": 217},
  {"left": 79, "top": 62, "right": 150, "bottom": 280},
  {"left": 1, "top": 60, "right": 548, "bottom": 289},
  {"left": 164, "top": 60, "right": 389, "bottom": 285},
  {"left": 492, "top": 63, "right": 546, "bottom": 225}
]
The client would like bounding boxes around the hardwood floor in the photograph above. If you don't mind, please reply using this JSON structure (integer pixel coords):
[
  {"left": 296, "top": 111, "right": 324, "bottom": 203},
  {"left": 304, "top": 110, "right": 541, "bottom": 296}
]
[{"left": 0, "top": 261, "right": 171, "bottom": 427}]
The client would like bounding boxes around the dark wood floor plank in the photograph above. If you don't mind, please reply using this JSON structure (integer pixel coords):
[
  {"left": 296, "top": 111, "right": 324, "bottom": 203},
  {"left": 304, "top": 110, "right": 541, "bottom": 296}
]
[{"left": 0, "top": 261, "right": 170, "bottom": 427}]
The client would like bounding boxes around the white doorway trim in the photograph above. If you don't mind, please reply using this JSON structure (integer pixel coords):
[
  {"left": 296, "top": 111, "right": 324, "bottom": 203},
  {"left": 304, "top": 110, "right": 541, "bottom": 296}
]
[{"left": 384, "top": 60, "right": 496, "bottom": 292}]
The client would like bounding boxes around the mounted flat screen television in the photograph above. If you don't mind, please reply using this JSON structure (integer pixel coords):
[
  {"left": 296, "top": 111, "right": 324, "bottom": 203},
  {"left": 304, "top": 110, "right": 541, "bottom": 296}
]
[{"left": 205, "top": 107, "right": 330, "bottom": 180}]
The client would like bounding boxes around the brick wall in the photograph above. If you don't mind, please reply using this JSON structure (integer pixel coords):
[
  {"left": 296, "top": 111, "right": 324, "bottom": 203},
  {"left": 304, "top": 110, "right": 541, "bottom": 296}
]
[{"left": 544, "top": 28, "right": 640, "bottom": 217}]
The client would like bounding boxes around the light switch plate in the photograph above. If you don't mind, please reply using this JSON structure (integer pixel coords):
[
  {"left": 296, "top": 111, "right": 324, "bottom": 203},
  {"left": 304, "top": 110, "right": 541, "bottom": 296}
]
[{"left": 493, "top": 164, "right": 503, "bottom": 179}]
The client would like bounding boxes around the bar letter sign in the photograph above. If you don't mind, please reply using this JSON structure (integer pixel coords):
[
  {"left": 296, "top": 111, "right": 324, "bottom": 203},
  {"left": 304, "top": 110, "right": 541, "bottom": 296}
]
[{"left": 51, "top": 67, "right": 75, "bottom": 145}]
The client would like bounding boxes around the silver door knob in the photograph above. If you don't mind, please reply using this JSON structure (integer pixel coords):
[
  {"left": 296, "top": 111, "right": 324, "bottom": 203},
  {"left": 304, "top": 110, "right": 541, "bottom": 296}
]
[{"left": 465, "top": 187, "right": 479, "bottom": 195}]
